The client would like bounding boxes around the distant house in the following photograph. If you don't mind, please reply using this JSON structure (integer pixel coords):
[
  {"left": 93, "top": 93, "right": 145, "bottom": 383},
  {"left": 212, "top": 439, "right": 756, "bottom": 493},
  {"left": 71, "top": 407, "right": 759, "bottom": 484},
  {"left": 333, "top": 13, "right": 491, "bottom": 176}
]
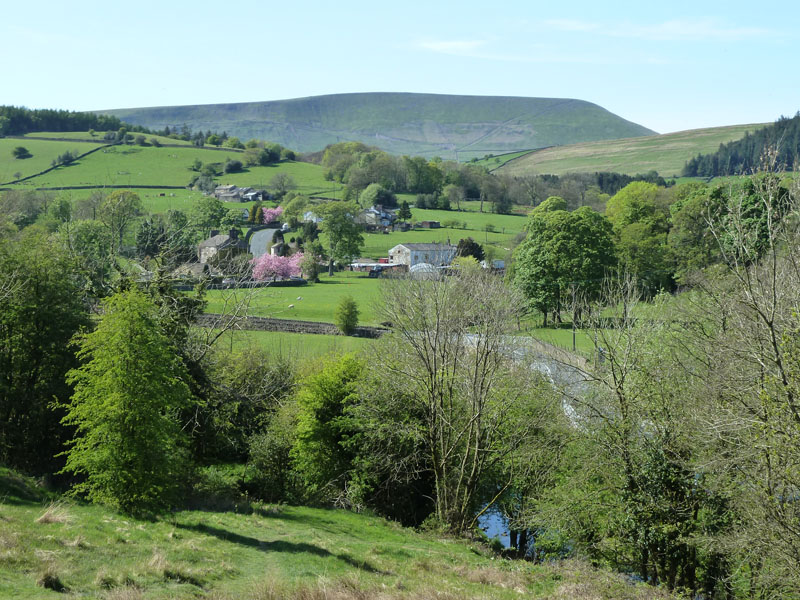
[
  {"left": 213, "top": 185, "right": 267, "bottom": 203},
  {"left": 198, "top": 229, "right": 248, "bottom": 264},
  {"left": 389, "top": 243, "right": 457, "bottom": 268},
  {"left": 303, "top": 211, "right": 323, "bottom": 224},
  {"left": 417, "top": 220, "right": 441, "bottom": 229},
  {"left": 357, "top": 205, "right": 396, "bottom": 230}
]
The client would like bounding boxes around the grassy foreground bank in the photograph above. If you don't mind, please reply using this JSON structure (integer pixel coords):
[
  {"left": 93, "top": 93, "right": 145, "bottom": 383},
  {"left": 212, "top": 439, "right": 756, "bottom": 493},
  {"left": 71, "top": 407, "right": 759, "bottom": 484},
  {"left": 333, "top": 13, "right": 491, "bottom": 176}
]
[{"left": 0, "top": 468, "right": 671, "bottom": 599}]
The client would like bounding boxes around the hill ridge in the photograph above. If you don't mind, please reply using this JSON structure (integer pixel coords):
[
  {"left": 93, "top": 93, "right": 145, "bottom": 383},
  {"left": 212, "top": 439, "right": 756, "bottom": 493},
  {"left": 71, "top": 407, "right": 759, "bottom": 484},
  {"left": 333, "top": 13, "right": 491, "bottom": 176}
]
[{"left": 100, "top": 92, "right": 656, "bottom": 160}]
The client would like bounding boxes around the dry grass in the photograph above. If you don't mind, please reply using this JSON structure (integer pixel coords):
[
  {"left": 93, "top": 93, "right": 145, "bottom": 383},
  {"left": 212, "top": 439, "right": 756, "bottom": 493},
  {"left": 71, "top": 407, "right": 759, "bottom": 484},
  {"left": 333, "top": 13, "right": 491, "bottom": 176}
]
[
  {"left": 103, "top": 587, "right": 144, "bottom": 600},
  {"left": 37, "top": 565, "right": 68, "bottom": 592},
  {"left": 63, "top": 535, "right": 88, "bottom": 548},
  {"left": 35, "top": 500, "right": 72, "bottom": 524},
  {"left": 548, "top": 560, "right": 673, "bottom": 600},
  {"left": 452, "top": 564, "right": 526, "bottom": 589}
]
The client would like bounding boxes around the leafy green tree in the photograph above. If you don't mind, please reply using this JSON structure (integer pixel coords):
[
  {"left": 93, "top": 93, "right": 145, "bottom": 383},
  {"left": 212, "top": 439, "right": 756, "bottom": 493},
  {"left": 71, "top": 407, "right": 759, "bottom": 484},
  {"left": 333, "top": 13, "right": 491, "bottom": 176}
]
[
  {"left": 319, "top": 201, "right": 364, "bottom": 276},
  {"left": 12, "top": 146, "right": 31, "bottom": 159},
  {"left": 668, "top": 182, "right": 720, "bottom": 282},
  {"left": 606, "top": 182, "right": 674, "bottom": 294},
  {"left": 358, "top": 183, "right": 397, "bottom": 208},
  {"left": 58, "top": 219, "right": 114, "bottom": 297},
  {"left": 0, "top": 230, "right": 90, "bottom": 473},
  {"left": 61, "top": 289, "right": 193, "bottom": 515},
  {"left": 335, "top": 296, "right": 359, "bottom": 334},
  {"left": 514, "top": 206, "right": 616, "bottom": 325},
  {"left": 443, "top": 184, "right": 464, "bottom": 211},
  {"left": 98, "top": 190, "right": 143, "bottom": 253},
  {"left": 397, "top": 200, "right": 412, "bottom": 222},
  {"left": 291, "top": 354, "right": 364, "bottom": 500},
  {"left": 224, "top": 159, "right": 243, "bottom": 173},
  {"left": 269, "top": 173, "right": 296, "bottom": 199},
  {"left": 223, "top": 137, "right": 244, "bottom": 149},
  {"left": 533, "top": 195, "right": 567, "bottom": 213},
  {"left": 191, "top": 196, "right": 227, "bottom": 237},
  {"left": 283, "top": 195, "right": 309, "bottom": 225},
  {"left": 455, "top": 237, "right": 484, "bottom": 262}
]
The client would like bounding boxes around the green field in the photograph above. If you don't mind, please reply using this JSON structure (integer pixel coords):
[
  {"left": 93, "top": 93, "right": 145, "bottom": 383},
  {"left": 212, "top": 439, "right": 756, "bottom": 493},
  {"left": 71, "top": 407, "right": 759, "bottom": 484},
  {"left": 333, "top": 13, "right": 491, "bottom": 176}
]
[
  {"left": 498, "top": 123, "right": 765, "bottom": 178},
  {"left": 212, "top": 160, "right": 340, "bottom": 196},
  {"left": 355, "top": 206, "right": 527, "bottom": 259},
  {"left": 471, "top": 150, "right": 535, "bottom": 171},
  {"left": 22, "top": 131, "right": 195, "bottom": 145},
  {"left": 222, "top": 328, "right": 375, "bottom": 358},
  {"left": 203, "top": 271, "right": 384, "bottom": 326},
  {"left": 1, "top": 134, "right": 335, "bottom": 195},
  {"left": 0, "top": 137, "right": 106, "bottom": 183}
]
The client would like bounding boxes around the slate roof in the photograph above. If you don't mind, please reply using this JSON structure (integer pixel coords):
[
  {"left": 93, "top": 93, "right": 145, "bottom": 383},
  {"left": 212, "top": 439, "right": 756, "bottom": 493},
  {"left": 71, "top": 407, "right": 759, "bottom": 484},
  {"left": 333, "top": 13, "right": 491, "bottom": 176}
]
[{"left": 394, "top": 243, "right": 456, "bottom": 251}]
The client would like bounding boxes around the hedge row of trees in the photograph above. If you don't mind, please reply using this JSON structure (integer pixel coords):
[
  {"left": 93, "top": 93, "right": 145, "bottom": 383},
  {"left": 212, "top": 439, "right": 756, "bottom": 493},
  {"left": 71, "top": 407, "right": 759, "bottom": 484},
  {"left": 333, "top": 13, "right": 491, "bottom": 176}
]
[
  {"left": 0, "top": 106, "right": 125, "bottom": 136},
  {"left": 683, "top": 113, "right": 800, "bottom": 176},
  {"left": 309, "top": 141, "right": 674, "bottom": 215}
]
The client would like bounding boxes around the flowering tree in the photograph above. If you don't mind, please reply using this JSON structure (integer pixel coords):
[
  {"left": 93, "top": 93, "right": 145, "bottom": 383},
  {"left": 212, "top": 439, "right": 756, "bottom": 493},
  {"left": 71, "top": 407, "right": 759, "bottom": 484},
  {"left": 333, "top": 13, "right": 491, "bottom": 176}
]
[
  {"left": 262, "top": 206, "right": 284, "bottom": 224},
  {"left": 252, "top": 252, "right": 304, "bottom": 280}
]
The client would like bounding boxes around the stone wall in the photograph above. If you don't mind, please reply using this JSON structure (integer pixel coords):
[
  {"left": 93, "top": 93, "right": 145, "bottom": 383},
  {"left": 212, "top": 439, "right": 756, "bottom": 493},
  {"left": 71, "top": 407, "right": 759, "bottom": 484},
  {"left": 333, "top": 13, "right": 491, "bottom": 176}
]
[{"left": 196, "top": 313, "right": 388, "bottom": 338}]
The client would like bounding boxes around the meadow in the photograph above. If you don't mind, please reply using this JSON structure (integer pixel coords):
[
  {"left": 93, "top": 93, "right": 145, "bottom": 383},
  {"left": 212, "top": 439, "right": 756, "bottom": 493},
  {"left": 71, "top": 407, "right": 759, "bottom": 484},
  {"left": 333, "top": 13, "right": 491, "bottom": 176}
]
[
  {"left": 22, "top": 131, "right": 195, "bottom": 145},
  {"left": 0, "top": 137, "right": 105, "bottom": 183},
  {"left": 222, "top": 328, "right": 375, "bottom": 358},
  {"left": 470, "top": 150, "right": 534, "bottom": 171},
  {"left": 498, "top": 123, "right": 764, "bottom": 178},
  {"left": 203, "top": 271, "right": 384, "bottom": 326},
  {"left": 0, "top": 467, "right": 670, "bottom": 600}
]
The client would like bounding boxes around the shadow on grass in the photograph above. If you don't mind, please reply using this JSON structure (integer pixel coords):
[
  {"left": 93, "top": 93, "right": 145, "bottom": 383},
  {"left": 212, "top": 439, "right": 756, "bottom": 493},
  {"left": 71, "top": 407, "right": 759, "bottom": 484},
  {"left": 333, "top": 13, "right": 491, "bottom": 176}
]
[{"left": 177, "top": 522, "right": 388, "bottom": 574}]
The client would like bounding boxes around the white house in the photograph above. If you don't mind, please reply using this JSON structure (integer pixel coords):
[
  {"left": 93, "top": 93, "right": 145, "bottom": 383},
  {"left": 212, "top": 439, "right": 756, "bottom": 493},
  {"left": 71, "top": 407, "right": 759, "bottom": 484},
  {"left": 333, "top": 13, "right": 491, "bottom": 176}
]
[{"left": 388, "top": 243, "right": 457, "bottom": 268}]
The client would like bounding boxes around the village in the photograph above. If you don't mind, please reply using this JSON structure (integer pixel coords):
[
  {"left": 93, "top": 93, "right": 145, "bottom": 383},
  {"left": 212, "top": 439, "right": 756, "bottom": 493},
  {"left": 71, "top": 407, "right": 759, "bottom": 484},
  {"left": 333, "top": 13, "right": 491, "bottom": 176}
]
[{"left": 187, "top": 183, "right": 504, "bottom": 284}]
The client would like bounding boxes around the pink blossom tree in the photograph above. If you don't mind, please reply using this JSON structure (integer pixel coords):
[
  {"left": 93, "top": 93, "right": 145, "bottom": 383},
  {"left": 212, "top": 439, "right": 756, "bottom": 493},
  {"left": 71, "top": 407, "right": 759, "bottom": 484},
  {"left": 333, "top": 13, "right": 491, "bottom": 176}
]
[
  {"left": 262, "top": 206, "right": 284, "bottom": 224},
  {"left": 251, "top": 252, "right": 304, "bottom": 280}
]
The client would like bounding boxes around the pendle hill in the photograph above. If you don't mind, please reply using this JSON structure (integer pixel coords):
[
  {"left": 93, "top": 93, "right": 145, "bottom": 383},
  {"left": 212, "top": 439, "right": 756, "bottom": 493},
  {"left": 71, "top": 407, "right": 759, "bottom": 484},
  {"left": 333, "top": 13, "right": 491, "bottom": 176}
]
[{"left": 101, "top": 92, "right": 655, "bottom": 160}]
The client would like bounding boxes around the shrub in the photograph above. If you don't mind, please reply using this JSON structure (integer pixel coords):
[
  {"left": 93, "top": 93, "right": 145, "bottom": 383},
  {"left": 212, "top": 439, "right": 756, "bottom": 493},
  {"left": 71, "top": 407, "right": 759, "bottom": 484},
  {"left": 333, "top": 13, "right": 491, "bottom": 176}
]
[
  {"left": 335, "top": 296, "right": 359, "bottom": 335},
  {"left": 11, "top": 146, "right": 31, "bottom": 159},
  {"left": 224, "top": 159, "right": 243, "bottom": 174}
]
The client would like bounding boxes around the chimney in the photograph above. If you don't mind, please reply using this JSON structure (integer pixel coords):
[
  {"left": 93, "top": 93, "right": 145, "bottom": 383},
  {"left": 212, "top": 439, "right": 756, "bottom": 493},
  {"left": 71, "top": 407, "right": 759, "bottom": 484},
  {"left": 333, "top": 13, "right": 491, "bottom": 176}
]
[
  {"left": 229, "top": 228, "right": 239, "bottom": 239},
  {"left": 210, "top": 229, "right": 219, "bottom": 237}
]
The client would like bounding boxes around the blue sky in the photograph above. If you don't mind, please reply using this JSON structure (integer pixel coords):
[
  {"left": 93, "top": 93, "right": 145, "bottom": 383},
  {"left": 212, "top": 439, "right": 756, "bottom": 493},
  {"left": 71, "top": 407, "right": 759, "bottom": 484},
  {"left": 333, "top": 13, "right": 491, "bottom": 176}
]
[{"left": 2, "top": 0, "right": 798, "bottom": 133}]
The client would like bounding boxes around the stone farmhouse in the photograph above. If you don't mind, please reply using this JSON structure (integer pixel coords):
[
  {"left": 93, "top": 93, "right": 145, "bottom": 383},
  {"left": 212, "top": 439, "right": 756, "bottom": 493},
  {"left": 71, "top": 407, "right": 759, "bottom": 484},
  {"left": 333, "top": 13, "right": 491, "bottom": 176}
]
[{"left": 388, "top": 243, "right": 457, "bottom": 268}]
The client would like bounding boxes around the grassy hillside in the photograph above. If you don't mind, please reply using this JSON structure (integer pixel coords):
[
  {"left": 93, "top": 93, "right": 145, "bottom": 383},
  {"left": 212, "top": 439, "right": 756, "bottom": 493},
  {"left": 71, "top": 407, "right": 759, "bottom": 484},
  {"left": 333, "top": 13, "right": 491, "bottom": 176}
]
[
  {"left": 498, "top": 123, "right": 764, "bottom": 178},
  {"left": 101, "top": 92, "right": 656, "bottom": 160},
  {"left": 1, "top": 135, "right": 336, "bottom": 196},
  {"left": 0, "top": 137, "right": 106, "bottom": 183},
  {"left": 0, "top": 467, "right": 672, "bottom": 599},
  {"left": 471, "top": 150, "right": 535, "bottom": 171}
]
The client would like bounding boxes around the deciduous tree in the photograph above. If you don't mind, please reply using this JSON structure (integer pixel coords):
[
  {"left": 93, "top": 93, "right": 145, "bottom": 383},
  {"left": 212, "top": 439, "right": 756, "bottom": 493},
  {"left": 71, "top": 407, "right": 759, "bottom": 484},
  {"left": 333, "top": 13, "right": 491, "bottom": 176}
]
[{"left": 61, "top": 289, "right": 193, "bottom": 515}]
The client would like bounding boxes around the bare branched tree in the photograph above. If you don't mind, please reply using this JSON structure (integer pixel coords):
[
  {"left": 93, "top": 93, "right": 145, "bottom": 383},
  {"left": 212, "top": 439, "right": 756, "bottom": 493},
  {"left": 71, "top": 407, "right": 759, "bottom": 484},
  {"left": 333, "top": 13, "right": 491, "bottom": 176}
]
[{"left": 374, "top": 269, "right": 557, "bottom": 532}]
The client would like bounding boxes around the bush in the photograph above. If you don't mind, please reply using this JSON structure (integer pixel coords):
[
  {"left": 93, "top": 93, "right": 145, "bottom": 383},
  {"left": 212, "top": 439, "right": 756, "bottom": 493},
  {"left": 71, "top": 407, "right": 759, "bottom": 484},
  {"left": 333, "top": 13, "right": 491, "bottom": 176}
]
[
  {"left": 12, "top": 146, "right": 31, "bottom": 159},
  {"left": 190, "top": 465, "right": 246, "bottom": 509},
  {"left": 224, "top": 159, "right": 243, "bottom": 174},
  {"left": 335, "top": 296, "right": 359, "bottom": 335}
]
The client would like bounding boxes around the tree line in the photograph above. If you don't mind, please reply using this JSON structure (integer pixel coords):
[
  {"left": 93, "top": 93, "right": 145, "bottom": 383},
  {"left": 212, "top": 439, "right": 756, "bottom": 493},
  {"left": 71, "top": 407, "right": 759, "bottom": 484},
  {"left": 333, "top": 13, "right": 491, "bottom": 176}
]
[
  {"left": 683, "top": 113, "right": 800, "bottom": 176},
  {"left": 304, "top": 140, "right": 673, "bottom": 215}
]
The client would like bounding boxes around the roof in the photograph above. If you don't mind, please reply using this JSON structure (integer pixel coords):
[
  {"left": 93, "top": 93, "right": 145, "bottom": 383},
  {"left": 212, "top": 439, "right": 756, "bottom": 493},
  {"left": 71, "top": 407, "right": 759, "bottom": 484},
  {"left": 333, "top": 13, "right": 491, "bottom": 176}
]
[
  {"left": 391, "top": 243, "right": 456, "bottom": 251},
  {"left": 199, "top": 234, "right": 233, "bottom": 248}
]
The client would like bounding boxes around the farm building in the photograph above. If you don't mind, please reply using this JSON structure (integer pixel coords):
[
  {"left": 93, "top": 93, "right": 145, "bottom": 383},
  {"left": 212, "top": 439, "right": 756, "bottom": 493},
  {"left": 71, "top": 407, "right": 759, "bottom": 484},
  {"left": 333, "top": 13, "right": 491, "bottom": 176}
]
[
  {"left": 198, "top": 229, "right": 248, "bottom": 264},
  {"left": 389, "top": 243, "right": 457, "bottom": 268}
]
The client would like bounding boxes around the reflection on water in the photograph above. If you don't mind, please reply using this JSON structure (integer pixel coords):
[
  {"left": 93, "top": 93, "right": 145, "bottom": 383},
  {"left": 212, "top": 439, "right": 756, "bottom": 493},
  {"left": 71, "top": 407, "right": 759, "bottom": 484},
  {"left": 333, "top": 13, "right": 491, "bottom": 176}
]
[{"left": 477, "top": 510, "right": 510, "bottom": 548}]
